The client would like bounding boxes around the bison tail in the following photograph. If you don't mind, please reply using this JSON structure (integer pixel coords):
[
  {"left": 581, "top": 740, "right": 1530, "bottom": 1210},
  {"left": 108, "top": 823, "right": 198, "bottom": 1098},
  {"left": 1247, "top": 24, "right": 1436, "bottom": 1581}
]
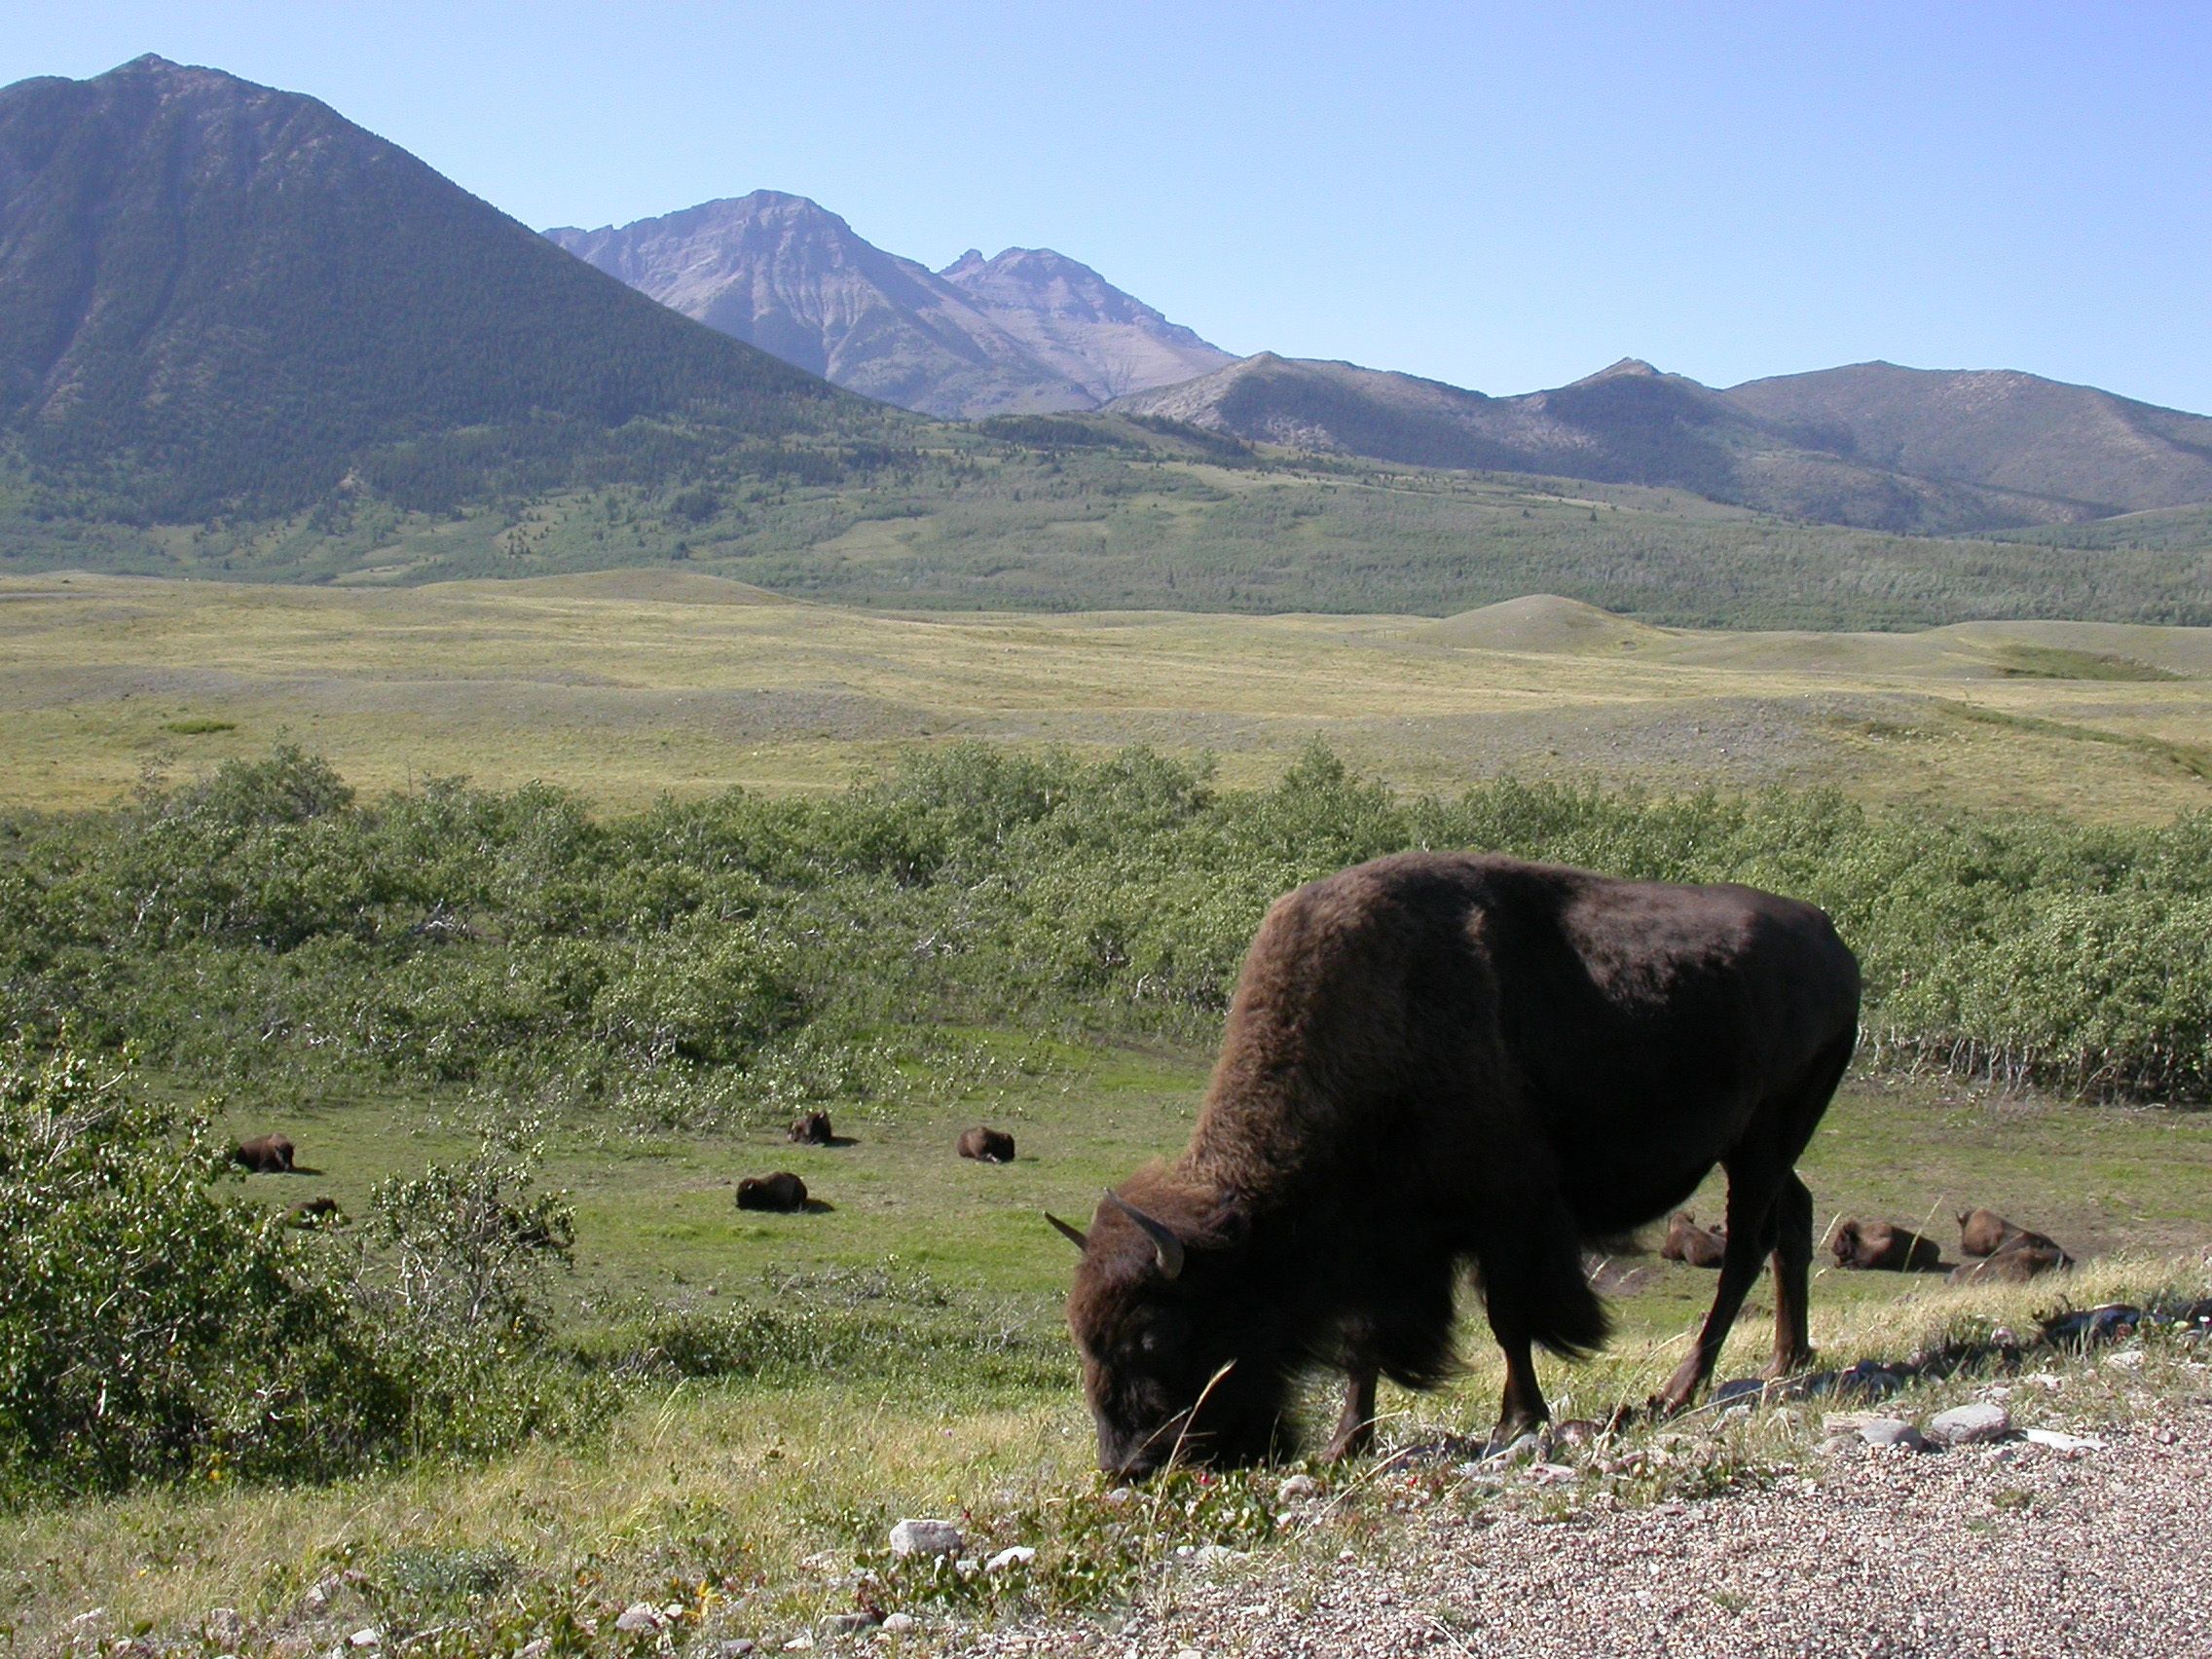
[{"left": 1530, "top": 1275, "right": 1611, "bottom": 1361}]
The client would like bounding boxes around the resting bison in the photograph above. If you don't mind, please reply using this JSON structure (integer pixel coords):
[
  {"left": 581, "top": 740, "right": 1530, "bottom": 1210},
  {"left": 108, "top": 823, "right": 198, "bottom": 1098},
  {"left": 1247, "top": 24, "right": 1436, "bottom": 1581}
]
[
  {"left": 1829, "top": 1218, "right": 1943, "bottom": 1272},
  {"left": 1957, "top": 1207, "right": 2070, "bottom": 1264},
  {"left": 958, "top": 1125, "right": 1016, "bottom": 1163},
  {"left": 788, "top": 1112, "right": 834, "bottom": 1146},
  {"left": 1052, "top": 851, "right": 1860, "bottom": 1477},
  {"left": 1950, "top": 1238, "right": 2070, "bottom": 1285},
  {"left": 287, "top": 1196, "right": 342, "bottom": 1228},
  {"left": 233, "top": 1133, "right": 295, "bottom": 1173},
  {"left": 1661, "top": 1211, "right": 1727, "bottom": 1269},
  {"left": 736, "top": 1171, "right": 809, "bottom": 1212}
]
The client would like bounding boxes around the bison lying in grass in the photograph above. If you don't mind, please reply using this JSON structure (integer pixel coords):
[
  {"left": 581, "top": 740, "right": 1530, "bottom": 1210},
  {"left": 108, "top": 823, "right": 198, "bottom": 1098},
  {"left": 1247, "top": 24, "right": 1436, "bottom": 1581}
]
[
  {"left": 1661, "top": 1212, "right": 1727, "bottom": 1268},
  {"left": 232, "top": 1133, "right": 295, "bottom": 1173},
  {"left": 958, "top": 1125, "right": 1016, "bottom": 1163},
  {"left": 1052, "top": 850, "right": 1860, "bottom": 1477},
  {"left": 736, "top": 1171, "right": 809, "bottom": 1212},
  {"left": 788, "top": 1112, "right": 835, "bottom": 1146},
  {"left": 1829, "top": 1218, "right": 1943, "bottom": 1272}
]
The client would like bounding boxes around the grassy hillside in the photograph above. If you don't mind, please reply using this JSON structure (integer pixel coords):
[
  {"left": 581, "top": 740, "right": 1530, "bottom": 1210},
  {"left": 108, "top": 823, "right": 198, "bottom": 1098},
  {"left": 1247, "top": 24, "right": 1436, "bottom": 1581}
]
[
  {"left": 6, "top": 571, "right": 2210, "bottom": 822},
  {"left": 10, "top": 424, "right": 2212, "bottom": 631}
]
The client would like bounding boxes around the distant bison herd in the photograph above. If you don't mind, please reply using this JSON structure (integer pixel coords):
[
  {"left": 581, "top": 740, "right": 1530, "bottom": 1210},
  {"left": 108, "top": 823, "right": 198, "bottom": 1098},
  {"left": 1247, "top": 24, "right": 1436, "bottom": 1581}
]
[
  {"left": 1661, "top": 1204, "right": 2078, "bottom": 1282},
  {"left": 732, "top": 1123, "right": 1019, "bottom": 1212}
]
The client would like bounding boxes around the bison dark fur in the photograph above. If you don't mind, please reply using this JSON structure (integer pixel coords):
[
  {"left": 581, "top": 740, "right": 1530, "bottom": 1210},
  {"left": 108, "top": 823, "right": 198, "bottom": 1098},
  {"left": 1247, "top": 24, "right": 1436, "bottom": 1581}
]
[
  {"left": 1058, "top": 851, "right": 1860, "bottom": 1477},
  {"left": 287, "top": 1196, "right": 342, "bottom": 1228},
  {"left": 959, "top": 1126, "right": 1016, "bottom": 1163},
  {"left": 788, "top": 1112, "right": 834, "bottom": 1146},
  {"left": 1661, "top": 1211, "right": 1727, "bottom": 1269},
  {"left": 736, "top": 1171, "right": 809, "bottom": 1212},
  {"left": 1829, "top": 1218, "right": 1943, "bottom": 1272},
  {"left": 233, "top": 1133, "right": 295, "bottom": 1173}
]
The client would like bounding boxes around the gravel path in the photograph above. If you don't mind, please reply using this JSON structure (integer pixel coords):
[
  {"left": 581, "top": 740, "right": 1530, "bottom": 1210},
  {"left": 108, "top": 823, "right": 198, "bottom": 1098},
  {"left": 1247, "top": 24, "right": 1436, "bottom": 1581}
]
[{"left": 946, "top": 1395, "right": 2212, "bottom": 1659}]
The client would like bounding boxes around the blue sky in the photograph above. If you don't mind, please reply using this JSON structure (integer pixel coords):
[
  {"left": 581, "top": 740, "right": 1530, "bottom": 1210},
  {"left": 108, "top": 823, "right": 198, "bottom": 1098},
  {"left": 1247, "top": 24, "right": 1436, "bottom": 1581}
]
[{"left": 6, "top": 2, "right": 2207, "bottom": 410}]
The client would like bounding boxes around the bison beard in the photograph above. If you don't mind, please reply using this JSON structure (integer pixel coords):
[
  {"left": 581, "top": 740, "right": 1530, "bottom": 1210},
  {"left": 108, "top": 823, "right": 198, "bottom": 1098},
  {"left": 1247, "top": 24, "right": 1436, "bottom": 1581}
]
[{"left": 1057, "top": 851, "right": 1860, "bottom": 1477}]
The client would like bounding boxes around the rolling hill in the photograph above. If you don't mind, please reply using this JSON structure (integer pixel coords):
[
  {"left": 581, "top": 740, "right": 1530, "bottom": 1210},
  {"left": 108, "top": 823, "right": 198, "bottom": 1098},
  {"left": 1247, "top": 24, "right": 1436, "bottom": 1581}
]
[
  {"left": 546, "top": 194, "right": 1234, "bottom": 418},
  {"left": 0, "top": 56, "right": 875, "bottom": 520},
  {"left": 1108, "top": 354, "right": 2102, "bottom": 535},
  {"left": 1719, "top": 361, "right": 2212, "bottom": 515}
]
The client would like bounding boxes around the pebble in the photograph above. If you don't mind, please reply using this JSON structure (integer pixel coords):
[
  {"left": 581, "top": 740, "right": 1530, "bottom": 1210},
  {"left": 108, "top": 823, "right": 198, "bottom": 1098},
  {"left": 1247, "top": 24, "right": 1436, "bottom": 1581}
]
[
  {"left": 986, "top": 1547, "right": 1037, "bottom": 1573},
  {"left": 888, "top": 1519, "right": 964, "bottom": 1559},
  {"left": 614, "top": 1604, "right": 664, "bottom": 1634},
  {"left": 348, "top": 1632, "right": 381, "bottom": 1650},
  {"left": 2021, "top": 1427, "right": 2104, "bottom": 1453},
  {"left": 1860, "top": 1419, "right": 1929, "bottom": 1451},
  {"left": 821, "top": 1612, "right": 879, "bottom": 1637},
  {"left": 1927, "top": 1402, "right": 2011, "bottom": 1448},
  {"left": 719, "top": 1643, "right": 758, "bottom": 1657},
  {"left": 879, "top": 1614, "right": 915, "bottom": 1635},
  {"left": 1275, "top": 1473, "right": 1321, "bottom": 1504}
]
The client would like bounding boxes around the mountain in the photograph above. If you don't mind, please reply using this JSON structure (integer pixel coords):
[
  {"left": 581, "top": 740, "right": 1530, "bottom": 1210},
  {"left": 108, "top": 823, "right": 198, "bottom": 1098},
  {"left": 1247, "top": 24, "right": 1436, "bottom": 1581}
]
[
  {"left": 1719, "top": 362, "right": 2212, "bottom": 516},
  {"left": 546, "top": 194, "right": 1234, "bottom": 419},
  {"left": 937, "top": 246, "right": 1235, "bottom": 403},
  {"left": 1110, "top": 355, "right": 2145, "bottom": 535},
  {"left": 0, "top": 56, "right": 857, "bottom": 519}
]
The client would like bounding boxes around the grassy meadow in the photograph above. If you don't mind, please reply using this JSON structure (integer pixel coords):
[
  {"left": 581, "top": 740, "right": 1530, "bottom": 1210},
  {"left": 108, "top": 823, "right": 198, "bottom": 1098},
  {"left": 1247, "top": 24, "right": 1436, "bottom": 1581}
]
[
  {"left": 5, "top": 570, "right": 2212, "bottom": 1652},
  {"left": 4, "top": 571, "right": 2212, "bottom": 821}
]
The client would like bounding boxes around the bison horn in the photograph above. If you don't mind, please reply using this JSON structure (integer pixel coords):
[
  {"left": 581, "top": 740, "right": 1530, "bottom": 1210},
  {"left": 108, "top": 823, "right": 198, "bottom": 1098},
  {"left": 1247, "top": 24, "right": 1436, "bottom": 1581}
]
[
  {"left": 1046, "top": 1212, "right": 1088, "bottom": 1252},
  {"left": 1102, "top": 1190, "right": 1186, "bottom": 1281}
]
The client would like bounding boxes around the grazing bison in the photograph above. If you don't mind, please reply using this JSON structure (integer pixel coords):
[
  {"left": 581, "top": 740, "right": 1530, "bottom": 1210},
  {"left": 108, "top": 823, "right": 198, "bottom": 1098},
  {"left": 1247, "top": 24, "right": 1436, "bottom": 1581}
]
[
  {"left": 1051, "top": 851, "right": 1860, "bottom": 1477},
  {"left": 789, "top": 1112, "right": 835, "bottom": 1146},
  {"left": 736, "top": 1171, "right": 809, "bottom": 1212},
  {"left": 1661, "top": 1211, "right": 1728, "bottom": 1268},
  {"left": 1949, "top": 1238, "right": 2070, "bottom": 1285},
  {"left": 233, "top": 1133, "right": 295, "bottom": 1173},
  {"left": 1829, "top": 1218, "right": 1943, "bottom": 1272},
  {"left": 1957, "top": 1207, "right": 2070, "bottom": 1264},
  {"left": 958, "top": 1126, "right": 1016, "bottom": 1163}
]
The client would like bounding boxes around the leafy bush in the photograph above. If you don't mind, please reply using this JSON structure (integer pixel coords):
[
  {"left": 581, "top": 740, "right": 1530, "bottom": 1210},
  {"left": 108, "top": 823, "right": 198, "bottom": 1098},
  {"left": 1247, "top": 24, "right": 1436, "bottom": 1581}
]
[
  {"left": 6, "top": 744, "right": 2212, "bottom": 1106},
  {"left": 0, "top": 1038, "right": 403, "bottom": 1498}
]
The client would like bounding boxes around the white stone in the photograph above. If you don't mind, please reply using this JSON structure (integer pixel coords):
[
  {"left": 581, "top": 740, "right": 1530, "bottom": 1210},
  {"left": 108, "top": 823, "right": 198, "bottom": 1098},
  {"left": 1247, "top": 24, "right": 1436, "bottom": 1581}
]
[
  {"left": 984, "top": 1546, "right": 1036, "bottom": 1573},
  {"left": 887, "top": 1519, "right": 963, "bottom": 1559},
  {"left": 614, "top": 1604, "right": 664, "bottom": 1633},
  {"left": 1856, "top": 1418, "right": 1927, "bottom": 1451},
  {"left": 1927, "top": 1402, "right": 2011, "bottom": 1447},
  {"left": 349, "top": 1631, "right": 382, "bottom": 1650},
  {"left": 1274, "top": 1473, "right": 1321, "bottom": 1504},
  {"left": 2021, "top": 1427, "right": 2104, "bottom": 1452},
  {"left": 879, "top": 1613, "right": 915, "bottom": 1635}
]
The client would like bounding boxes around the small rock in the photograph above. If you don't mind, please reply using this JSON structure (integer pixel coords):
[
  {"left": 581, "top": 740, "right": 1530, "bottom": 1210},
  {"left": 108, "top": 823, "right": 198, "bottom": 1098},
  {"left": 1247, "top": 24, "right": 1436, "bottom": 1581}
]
[
  {"left": 614, "top": 1604, "right": 664, "bottom": 1634},
  {"left": 2106, "top": 1348, "right": 2146, "bottom": 1371},
  {"left": 519, "top": 1641, "right": 553, "bottom": 1659},
  {"left": 68, "top": 1610, "right": 105, "bottom": 1629},
  {"left": 348, "top": 1632, "right": 382, "bottom": 1650},
  {"left": 954, "top": 1560, "right": 979, "bottom": 1576},
  {"left": 1189, "top": 1543, "right": 1241, "bottom": 1568},
  {"left": 879, "top": 1614, "right": 915, "bottom": 1635},
  {"left": 1174, "top": 1649, "right": 1203, "bottom": 1659},
  {"left": 1275, "top": 1473, "right": 1321, "bottom": 1504},
  {"left": 887, "top": 1519, "right": 963, "bottom": 1559},
  {"left": 719, "top": 1642, "right": 759, "bottom": 1657},
  {"left": 1101, "top": 1486, "right": 1135, "bottom": 1506},
  {"left": 785, "top": 1638, "right": 815, "bottom": 1653},
  {"left": 1529, "top": 1461, "right": 1580, "bottom": 1485},
  {"left": 821, "top": 1611, "right": 879, "bottom": 1637},
  {"left": 1927, "top": 1402, "right": 2010, "bottom": 1448},
  {"left": 985, "top": 1546, "right": 1036, "bottom": 1573},
  {"left": 1858, "top": 1418, "right": 1928, "bottom": 1451},
  {"left": 2021, "top": 1427, "right": 2104, "bottom": 1453}
]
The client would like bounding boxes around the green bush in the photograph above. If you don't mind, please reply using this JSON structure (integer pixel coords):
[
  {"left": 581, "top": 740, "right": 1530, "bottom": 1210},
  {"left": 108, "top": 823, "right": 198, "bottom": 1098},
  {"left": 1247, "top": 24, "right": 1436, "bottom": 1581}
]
[{"left": 0, "top": 1038, "right": 403, "bottom": 1498}]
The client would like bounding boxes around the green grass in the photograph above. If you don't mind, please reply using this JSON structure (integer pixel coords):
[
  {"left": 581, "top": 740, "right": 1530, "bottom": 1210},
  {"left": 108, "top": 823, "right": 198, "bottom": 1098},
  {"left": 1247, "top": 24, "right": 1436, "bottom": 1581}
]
[{"left": 11, "top": 1046, "right": 2211, "bottom": 1650}]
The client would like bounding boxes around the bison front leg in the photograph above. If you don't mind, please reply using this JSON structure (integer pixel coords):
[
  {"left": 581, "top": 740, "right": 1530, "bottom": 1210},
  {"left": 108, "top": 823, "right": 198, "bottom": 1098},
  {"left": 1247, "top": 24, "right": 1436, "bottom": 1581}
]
[
  {"left": 1762, "top": 1172, "right": 1816, "bottom": 1380},
  {"left": 1323, "top": 1366, "right": 1378, "bottom": 1463}
]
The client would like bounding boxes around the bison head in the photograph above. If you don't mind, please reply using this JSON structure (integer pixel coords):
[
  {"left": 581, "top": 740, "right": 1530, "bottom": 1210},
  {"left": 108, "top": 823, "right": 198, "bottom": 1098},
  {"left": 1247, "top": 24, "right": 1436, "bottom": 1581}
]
[{"left": 1053, "top": 1181, "right": 1291, "bottom": 1478}]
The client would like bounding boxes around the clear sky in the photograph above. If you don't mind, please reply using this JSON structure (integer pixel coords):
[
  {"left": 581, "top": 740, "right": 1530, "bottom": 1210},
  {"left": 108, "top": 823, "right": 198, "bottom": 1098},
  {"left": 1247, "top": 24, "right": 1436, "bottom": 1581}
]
[{"left": 6, "top": 2, "right": 2207, "bottom": 411}]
